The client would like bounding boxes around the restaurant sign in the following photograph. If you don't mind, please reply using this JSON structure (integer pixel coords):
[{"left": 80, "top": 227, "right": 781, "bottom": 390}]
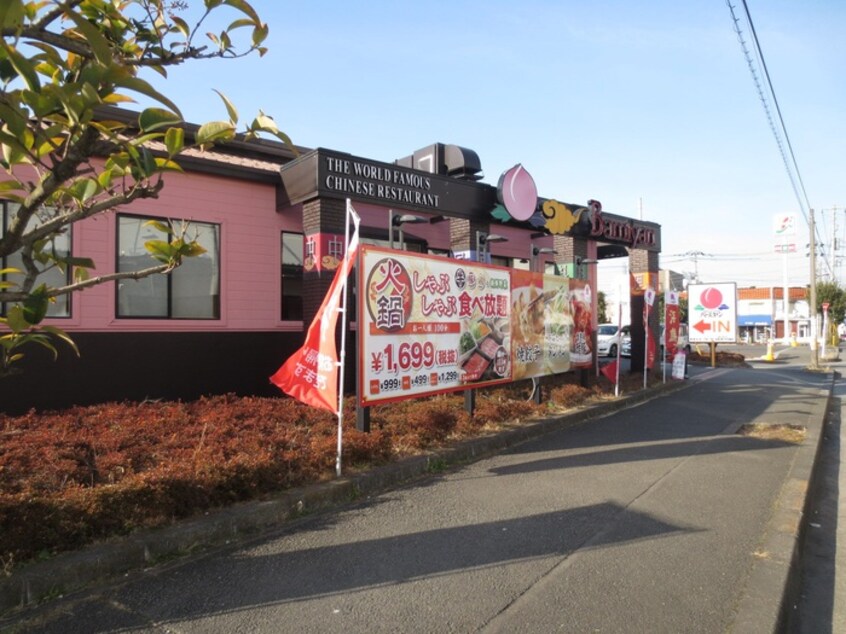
[{"left": 278, "top": 149, "right": 498, "bottom": 220}]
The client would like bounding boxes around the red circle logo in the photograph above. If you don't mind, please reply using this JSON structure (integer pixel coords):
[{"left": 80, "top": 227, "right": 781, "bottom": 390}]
[
  {"left": 366, "top": 258, "right": 413, "bottom": 332},
  {"left": 700, "top": 287, "right": 723, "bottom": 310}
]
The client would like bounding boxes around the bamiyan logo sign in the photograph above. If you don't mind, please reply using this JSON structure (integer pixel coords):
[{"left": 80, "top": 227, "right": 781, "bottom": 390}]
[{"left": 492, "top": 167, "right": 657, "bottom": 249}]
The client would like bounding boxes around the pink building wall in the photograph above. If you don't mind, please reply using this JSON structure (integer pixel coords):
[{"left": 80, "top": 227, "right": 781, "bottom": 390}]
[{"left": 40, "top": 170, "right": 302, "bottom": 334}]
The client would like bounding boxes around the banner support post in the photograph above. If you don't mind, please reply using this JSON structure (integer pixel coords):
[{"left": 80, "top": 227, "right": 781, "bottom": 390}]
[{"left": 335, "top": 200, "right": 357, "bottom": 476}]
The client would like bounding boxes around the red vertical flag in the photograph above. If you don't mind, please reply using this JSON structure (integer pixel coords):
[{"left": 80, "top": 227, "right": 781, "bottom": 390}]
[
  {"left": 270, "top": 210, "right": 360, "bottom": 413},
  {"left": 601, "top": 359, "right": 619, "bottom": 384}
]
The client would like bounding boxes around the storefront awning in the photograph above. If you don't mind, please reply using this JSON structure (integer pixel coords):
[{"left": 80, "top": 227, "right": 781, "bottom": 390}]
[{"left": 738, "top": 314, "right": 772, "bottom": 326}]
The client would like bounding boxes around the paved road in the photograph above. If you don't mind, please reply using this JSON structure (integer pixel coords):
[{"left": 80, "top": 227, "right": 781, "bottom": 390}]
[{"left": 7, "top": 347, "right": 833, "bottom": 633}]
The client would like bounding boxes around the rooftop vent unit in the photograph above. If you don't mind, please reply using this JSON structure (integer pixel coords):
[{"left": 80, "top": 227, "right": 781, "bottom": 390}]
[{"left": 395, "top": 143, "right": 483, "bottom": 181}]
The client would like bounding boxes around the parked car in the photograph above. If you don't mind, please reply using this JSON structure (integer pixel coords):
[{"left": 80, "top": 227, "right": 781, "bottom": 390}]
[
  {"left": 597, "top": 324, "right": 629, "bottom": 357},
  {"left": 621, "top": 324, "right": 689, "bottom": 359}
]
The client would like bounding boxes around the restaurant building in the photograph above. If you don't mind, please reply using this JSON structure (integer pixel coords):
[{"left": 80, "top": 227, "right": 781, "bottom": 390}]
[{"left": 2, "top": 108, "right": 662, "bottom": 414}]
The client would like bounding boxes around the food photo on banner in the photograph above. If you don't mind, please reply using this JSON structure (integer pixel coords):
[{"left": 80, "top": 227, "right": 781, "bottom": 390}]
[
  {"left": 569, "top": 280, "right": 594, "bottom": 368},
  {"left": 511, "top": 270, "right": 572, "bottom": 380}
]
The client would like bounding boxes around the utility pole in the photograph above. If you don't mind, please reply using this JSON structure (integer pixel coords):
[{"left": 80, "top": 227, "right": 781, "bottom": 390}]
[
  {"left": 809, "top": 208, "right": 819, "bottom": 369},
  {"left": 684, "top": 251, "right": 708, "bottom": 283}
]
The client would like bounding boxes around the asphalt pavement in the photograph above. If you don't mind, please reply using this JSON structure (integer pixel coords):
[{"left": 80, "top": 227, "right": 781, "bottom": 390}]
[{"left": 1, "top": 343, "right": 841, "bottom": 633}]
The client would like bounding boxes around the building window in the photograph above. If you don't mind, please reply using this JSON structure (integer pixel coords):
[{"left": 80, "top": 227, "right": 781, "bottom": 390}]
[
  {"left": 117, "top": 215, "right": 220, "bottom": 319},
  {"left": 281, "top": 232, "right": 303, "bottom": 320},
  {"left": 1, "top": 201, "right": 70, "bottom": 317}
]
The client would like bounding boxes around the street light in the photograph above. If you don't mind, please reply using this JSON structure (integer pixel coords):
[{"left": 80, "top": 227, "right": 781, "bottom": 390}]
[
  {"left": 476, "top": 231, "right": 508, "bottom": 263},
  {"left": 531, "top": 246, "right": 557, "bottom": 272},
  {"left": 389, "top": 210, "right": 427, "bottom": 250},
  {"left": 575, "top": 256, "right": 598, "bottom": 279}
]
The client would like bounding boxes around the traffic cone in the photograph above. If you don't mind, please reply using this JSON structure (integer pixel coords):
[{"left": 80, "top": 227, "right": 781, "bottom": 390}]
[{"left": 763, "top": 341, "right": 775, "bottom": 361}]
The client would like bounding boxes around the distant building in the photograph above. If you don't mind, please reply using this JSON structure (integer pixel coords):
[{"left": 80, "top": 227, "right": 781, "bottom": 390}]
[{"left": 737, "top": 286, "right": 809, "bottom": 342}]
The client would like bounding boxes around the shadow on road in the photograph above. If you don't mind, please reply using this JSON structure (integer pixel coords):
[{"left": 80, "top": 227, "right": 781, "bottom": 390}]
[
  {"left": 26, "top": 503, "right": 703, "bottom": 632},
  {"left": 787, "top": 390, "right": 842, "bottom": 633},
  {"left": 489, "top": 434, "right": 798, "bottom": 476}
]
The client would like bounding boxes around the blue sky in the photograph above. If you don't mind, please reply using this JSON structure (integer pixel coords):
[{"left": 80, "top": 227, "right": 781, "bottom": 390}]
[{"left": 142, "top": 1, "right": 845, "bottom": 288}]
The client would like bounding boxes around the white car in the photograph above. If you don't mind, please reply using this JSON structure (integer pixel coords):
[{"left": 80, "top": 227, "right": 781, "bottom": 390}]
[
  {"left": 621, "top": 325, "right": 687, "bottom": 358},
  {"left": 597, "top": 324, "right": 628, "bottom": 357}
]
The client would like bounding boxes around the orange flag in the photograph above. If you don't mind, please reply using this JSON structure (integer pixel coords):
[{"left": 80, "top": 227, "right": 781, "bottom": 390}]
[{"left": 270, "top": 210, "right": 360, "bottom": 413}]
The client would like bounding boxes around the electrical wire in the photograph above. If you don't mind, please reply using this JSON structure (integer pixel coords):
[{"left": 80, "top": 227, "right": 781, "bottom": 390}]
[{"left": 726, "top": 1, "right": 833, "bottom": 279}]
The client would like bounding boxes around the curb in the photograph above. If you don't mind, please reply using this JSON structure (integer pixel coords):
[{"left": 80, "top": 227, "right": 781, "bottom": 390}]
[
  {"left": 0, "top": 380, "right": 687, "bottom": 618},
  {"left": 728, "top": 370, "right": 836, "bottom": 633}
]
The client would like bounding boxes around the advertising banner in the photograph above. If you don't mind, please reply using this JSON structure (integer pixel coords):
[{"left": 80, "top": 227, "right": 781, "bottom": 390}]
[
  {"left": 359, "top": 246, "right": 596, "bottom": 406},
  {"left": 359, "top": 247, "right": 512, "bottom": 405},
  {"left": 511, "top": 271, "right": 572, "bottom": 380},
  {"left": 664, "top": 290, "right": 680, "bottom": 359},
  {"left": 569, "top": 280, "right": 594, "bottom": 368}
]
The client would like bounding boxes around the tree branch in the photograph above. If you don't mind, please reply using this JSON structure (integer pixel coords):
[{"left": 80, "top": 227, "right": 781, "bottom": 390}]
[{"left": 0, "top": 263, "right": 175, "bottom": 303}]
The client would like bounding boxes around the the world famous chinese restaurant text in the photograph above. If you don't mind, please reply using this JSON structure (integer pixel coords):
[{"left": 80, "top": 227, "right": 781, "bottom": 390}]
[{"left": 359, "top": 247, "right": 594, "bottom": 406}]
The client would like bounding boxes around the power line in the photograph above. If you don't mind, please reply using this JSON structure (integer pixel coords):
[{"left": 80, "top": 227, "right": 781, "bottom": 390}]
[
  {"left": 740, "top": 0, "right": 813, "bottom": 214},
  {"left": 726, "top": 1, "right": 833, "bottom": 279}
]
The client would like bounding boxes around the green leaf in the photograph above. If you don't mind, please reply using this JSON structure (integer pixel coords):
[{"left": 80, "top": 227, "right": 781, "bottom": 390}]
[
  {"left": 0, "top": 0, "right": 25, "bottom": 30},
  {"left": 213, "top": 89, "right": 239, "bottom": 124},
  {"left": 21, "top": 333, "right": 59, "bottom": 360},
  {"left": 132, "top": 147, "right": 157, "bottom": 177},
  {"left": 115, "top": 76, "right": 183, "bottom": 118},
  {"left": 252, "top": 23, "right": 269, "bottom": 46},
  {"left": 154, "top": 157, "right": 183, "bottom": 172},
  {"left": 227, "top": 18, "right": 255, "bottom": 30},
  {"left": 253, "top": 112, "right": 278, "bottom": 134},
  {"left": 22, "top": 285, "right": 49, "bottom": 325},
  {"left": 103, "top": 93, "right": 136, "bottom": 105},
  {"left": 181, "top": 242, "right": 208, "bottom": 257},
  {"left": 69, "top": 177, "right": 99, "bottom": 203},
  {"left": 0, "top": 179, "right": 23, "bottom": 192},
  {"left": 5, "top": 305, "right": 29, "bottom": 333},
  {"left": 139, "top": 107, "right": 182, "bottom": 133},
  {"left": 62, "top": 9, "right": 113, "bottom": 66},
  {"left": 63, "top": 256, "right": 96, "bottom": 269},
  {"left": 144, "top": 220, "right": 172, "bottom": 235},
  {"left": 0, "top": 41, "right": 40, "bottom": 91},
  {"left": 171, "top": 16, "right": 191, "bottom": 38},
  {"left": 205, "top": 0, "right": 224, "bottom": 9},
  {"left": 164, "top": 127, "right": 184, "bottom": 156},
  {"left": 97, "top": 169, "right": 114, "bottom": 190},
  {"left": 41, "top": 325, "right": 80, "bottom": 357},
  {"left": 223, "top": 0, "right": 261, "bottom": 23},
  {"left": 195, "top": 120, "right": 235, "bottom": 147},
  {"left": 145, "top": 239, "right": 173, "bottom": 262}
]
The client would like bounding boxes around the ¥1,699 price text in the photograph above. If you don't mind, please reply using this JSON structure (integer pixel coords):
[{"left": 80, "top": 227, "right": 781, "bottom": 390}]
[{"left": 370, "top": 342, "right": 457, "bottom": 374}]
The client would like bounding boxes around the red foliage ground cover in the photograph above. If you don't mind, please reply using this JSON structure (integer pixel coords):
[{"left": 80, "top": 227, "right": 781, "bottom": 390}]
[{"left": 0, "top": 374, "right": 631, "bottom": 570}]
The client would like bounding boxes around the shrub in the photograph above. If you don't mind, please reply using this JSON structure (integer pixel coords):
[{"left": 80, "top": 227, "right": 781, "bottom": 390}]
[{"left": 0, "top": 367, "right": 657, "bottom": 567}]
